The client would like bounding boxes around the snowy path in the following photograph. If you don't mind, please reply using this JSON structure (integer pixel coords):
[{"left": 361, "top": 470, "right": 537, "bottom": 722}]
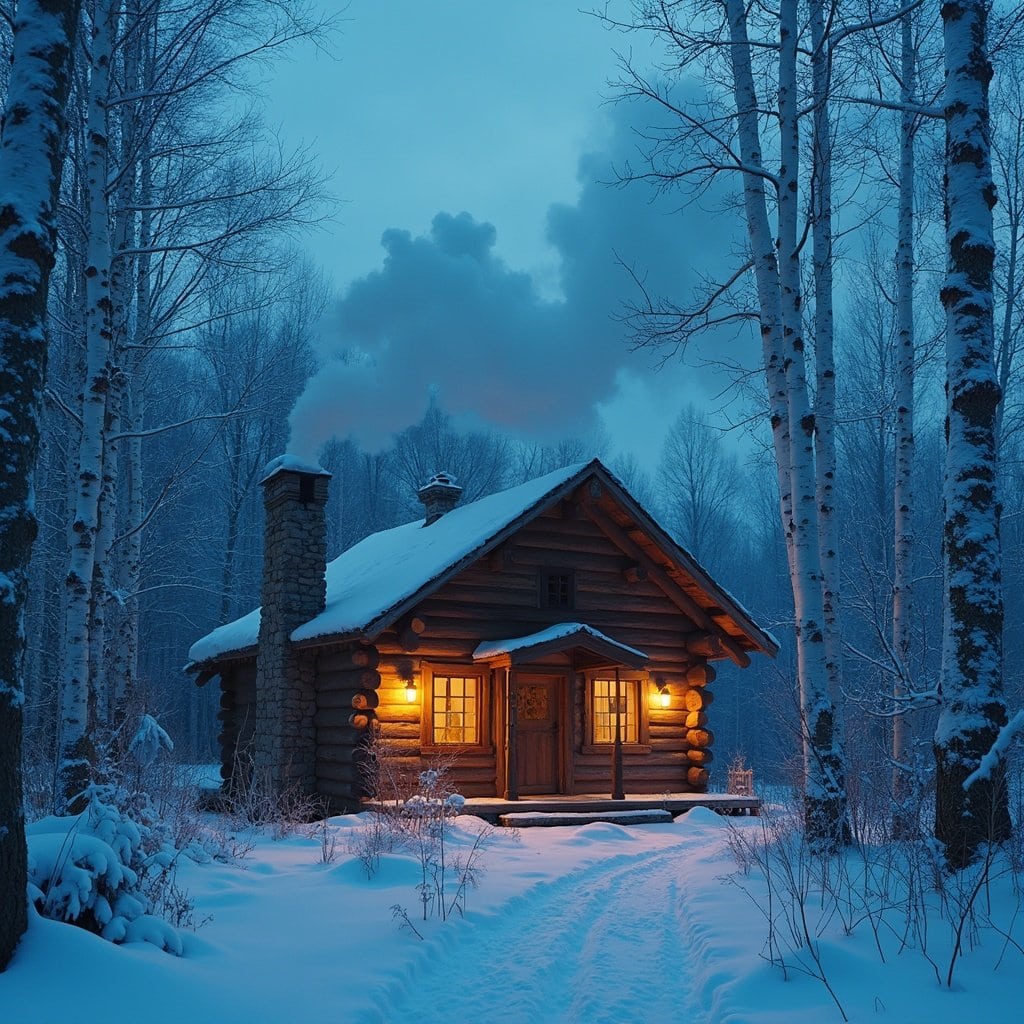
[{"left": 363, "top": 839, "right": 706, "bottom": 1024}]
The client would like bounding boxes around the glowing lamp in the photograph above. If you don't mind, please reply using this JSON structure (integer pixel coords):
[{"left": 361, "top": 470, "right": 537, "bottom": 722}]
[
  {"left": 405, "top": 680, "right": 418, "bottom": 704},
  {"left": 656, "top": 682, "right": 671, "bottom": 709}
]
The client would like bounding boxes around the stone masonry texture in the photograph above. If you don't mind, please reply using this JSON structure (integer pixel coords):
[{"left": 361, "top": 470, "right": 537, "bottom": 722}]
[{"left": 254, "top": 468, "right": 329, "bottom": 796}]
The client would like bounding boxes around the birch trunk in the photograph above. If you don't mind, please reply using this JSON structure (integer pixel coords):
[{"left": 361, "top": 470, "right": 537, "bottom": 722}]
[
  {"left": 722, "top": 0, "right": 791, "bottom": 562},
  {"left": 111, "top": 159, "right": 153, "bottom": 710},
  {"left": 779, "top": 0, "right": 847, "bottom": 846},
  {"left": 90, "top": 370, "right": 121, "bottom": 727},
  {"left": 809, "top": 0, "right": 843, "bottom": 718},
  {"left": 935, "top": 0, "right": 1012, "bottom": 868},
  {"left": 892, "top": 8, "right": 917, "bottom": 839},
  {"left": 0, "top": 0, "right": 83, "bottom": 971},
  {"left": 724, "top": 0, "right": 847, "bottom": 846},
  {"left": 58, "top": 0, "right": 118, "bottom": 810},
  {"left": 98, "top": 21, "right": 142, "bottom": 720}
]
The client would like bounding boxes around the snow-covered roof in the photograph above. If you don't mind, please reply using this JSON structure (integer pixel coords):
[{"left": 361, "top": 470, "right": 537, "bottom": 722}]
[
  {"left": 187, "top": 456, "right": 779, "bottom": 669},
  {"left": 188, "top": 462, "right": 590, "bottom": 665},
  {"left": 472, "top": 623, "right": 648, "bottom": 665}
]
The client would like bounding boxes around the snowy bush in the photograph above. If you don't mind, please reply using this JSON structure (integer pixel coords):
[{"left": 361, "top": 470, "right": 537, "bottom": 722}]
[
  {"left": 400, "top": 790, "right": 464, "bottom": 821},
  {"left": 724, "top": 786, "right": 1024, "bottom": 1019},
  {"left": 221, "top": 748, "right": 329, "bottom": 835},
  {"left": 128, "top": 713, "right": 174, "bottom": 768},
  {"left": 348, "top": 731, "right": 500, "bottom": 919},
  {"left": 28, "top": 783, "right": 183, "bottom": 954},
  {"left": 24, "top": 714, "right": 216, "bottom": 953}
]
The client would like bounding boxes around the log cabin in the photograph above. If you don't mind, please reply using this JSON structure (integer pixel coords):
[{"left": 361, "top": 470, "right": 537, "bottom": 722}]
[{"left": 186, "top": 456, "right": 778, "bottom": 812}]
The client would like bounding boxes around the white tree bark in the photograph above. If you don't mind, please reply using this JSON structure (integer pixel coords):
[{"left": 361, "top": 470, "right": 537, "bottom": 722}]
[
  {"left": 58, "top": 0, "right": 118, "bottom": 809},
  {"left": 89, "top": 369, "right": 122, "bottom": 727},
  {"left": 0, "top": 0, "right": 83, "bottom": 970},
  {"left": 110, "top": 380, "right": 144, "bottom": 707},
  {"left": 935, "top": 0, "right": 1012, "bottom": 868},
  {"left": 780, "top": 0, "right": 848, "bottom": 845},
  {"left": 725, "top": 0, "right": 847, "bottom": 845},
  {"left": 109, "top": 1, "right": 152, "bottom": 709},
  {"left": 809, "top": 0, "right": 843, "bottom": 716}
]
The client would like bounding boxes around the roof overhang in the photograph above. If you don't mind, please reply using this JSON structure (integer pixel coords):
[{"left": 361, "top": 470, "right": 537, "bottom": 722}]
[{"left": 472, "top": 623, "right": 648, "bottom": 671}]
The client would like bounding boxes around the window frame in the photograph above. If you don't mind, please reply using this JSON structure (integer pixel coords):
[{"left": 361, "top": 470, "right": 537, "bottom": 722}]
[
  {"left": 539, "top": 566, "right": 576, "bottom": 610},
  {"left": 419, "top": 662, "right": 491, "bottom": 753},
  {"left": 582, "top": 671, "right": 652, "bottom": 754}
]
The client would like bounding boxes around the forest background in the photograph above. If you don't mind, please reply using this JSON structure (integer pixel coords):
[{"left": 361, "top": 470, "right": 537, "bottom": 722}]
[{"left": 1, "top": 0, "right": 1022, "bottom": 899}]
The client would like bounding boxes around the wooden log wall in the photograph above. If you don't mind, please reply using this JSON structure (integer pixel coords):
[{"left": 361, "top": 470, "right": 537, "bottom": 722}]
[
  {"left": 377, "top": 502, "right": 720, "bottom": 795},
  {"left": 569, "top": 673, "right": 710, "bottom": 794},
  {"left": 412, "top": 509, "right": 709, "bottom": 663},
  {"left": 313, "top": 644, "right": 380, "bottom": 808},
  {"left": 369, "top": 655, "right": 499, "bottom": 798},
  {"left": 217, "top": 659, "right": 257, "bottom": 787}
]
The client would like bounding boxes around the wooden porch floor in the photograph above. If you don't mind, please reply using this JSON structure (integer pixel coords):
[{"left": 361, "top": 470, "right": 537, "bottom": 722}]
[{"left": 459, "top": 792, "right": 760, "bottom": 823}]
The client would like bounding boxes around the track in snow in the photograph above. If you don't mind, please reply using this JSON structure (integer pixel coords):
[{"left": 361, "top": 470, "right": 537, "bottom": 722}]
[{"left": 363, "top": 839, "right": 707, "bottom": 1024}]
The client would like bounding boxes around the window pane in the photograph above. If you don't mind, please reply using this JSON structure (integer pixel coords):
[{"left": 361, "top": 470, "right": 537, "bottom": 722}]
[
  {"left": 593, "top": 678, "right": 638, "bottom": 743},
  {"left": 431, "top": 674, "right": 481, "bottom": 744}
]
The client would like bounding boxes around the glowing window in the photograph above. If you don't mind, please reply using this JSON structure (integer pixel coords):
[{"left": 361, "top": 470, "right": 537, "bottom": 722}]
[
  {"left": 592, "top": 678, "right": 639, "bottom": 744},
  {"left": 432, "top": 675, "right": 479, "bottom": 745}
]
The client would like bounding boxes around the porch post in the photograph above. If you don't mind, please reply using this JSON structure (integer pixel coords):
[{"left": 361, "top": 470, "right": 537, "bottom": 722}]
[
  {"left": 612, "top": 667, "right": 624, "bottom": 800},
  {"left": 505, "top": 668, "right": 519, "bottom": 801}
]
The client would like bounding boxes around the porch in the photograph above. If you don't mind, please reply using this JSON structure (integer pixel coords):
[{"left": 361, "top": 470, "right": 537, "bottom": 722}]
[{"left": 460, "top": 791, "right": 760, "bottom": 825}]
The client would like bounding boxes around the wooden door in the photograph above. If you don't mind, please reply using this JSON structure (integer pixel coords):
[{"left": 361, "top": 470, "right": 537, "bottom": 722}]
[{"left": 514, "top": 674, "right": 562, "bottom": 794}]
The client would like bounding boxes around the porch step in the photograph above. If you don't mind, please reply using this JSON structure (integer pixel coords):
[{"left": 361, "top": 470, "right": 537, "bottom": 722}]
[{"left": 497, "top": 808, "right": 673, "bottom": 828}]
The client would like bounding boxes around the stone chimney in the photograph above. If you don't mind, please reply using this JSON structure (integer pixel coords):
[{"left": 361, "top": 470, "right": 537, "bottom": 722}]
[
  {"left": 254, "top": 455, "right": 331, "bottom": 796},
  {"left": 417, "top": 471, "right": 463, "bottom": 525}
]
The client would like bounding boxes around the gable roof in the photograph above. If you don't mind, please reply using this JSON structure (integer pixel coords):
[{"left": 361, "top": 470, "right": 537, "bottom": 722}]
[
  {"left": 186, "top": 458, "right": 779, "bottom": 668},
  {"left": 473, "top": 623, "right": 649, "bottom": 670}
]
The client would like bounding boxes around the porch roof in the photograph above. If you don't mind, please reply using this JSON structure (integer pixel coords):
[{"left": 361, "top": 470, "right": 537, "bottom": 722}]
[{"left": 472, "top": 622, "right": 648, "bottom": 670}]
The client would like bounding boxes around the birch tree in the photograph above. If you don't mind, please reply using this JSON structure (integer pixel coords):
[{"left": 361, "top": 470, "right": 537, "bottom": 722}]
[
  {"left": 43, "top": 0, "right": 331, "bottom": 787},
  {"left": 103, "top": 0, "right": 328, "bottom": 711},
  {"left": 0, "top": 0, "right": 83, "bottom": 970},
  {"left": 57, "top": 0, "right": 119, "bottom": 811},
  {"left": 611, "top": 0, "right": 850, "bottom": 845},
  {"left": 934, "top": 0, "right": 1013, "bottom": 867}
]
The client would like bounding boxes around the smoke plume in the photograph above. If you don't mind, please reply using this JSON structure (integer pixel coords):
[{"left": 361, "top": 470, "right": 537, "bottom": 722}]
[{"left": 288, "top": 104, "right": 752, "bottom": 461}]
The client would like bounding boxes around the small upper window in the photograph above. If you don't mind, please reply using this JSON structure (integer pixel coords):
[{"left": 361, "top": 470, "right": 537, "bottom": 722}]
[{"left": 541, "top": 569, "right": 574, "bottom": 609}]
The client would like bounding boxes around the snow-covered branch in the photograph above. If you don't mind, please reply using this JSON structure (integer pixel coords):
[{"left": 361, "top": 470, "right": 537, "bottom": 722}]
[{"left": 962, "top": 709, "right": 1024, "bottom": 790}]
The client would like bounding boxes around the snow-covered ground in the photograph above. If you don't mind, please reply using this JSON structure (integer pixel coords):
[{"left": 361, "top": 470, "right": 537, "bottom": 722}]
[{"left": 2, "top": 807, "right": 1020, "bottom": 1023}]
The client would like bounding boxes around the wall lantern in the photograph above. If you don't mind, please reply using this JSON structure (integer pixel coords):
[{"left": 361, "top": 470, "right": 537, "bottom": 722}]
[
  {"left": 655, "top": 680, "right": 671, "bottom": 709},
  {"left": 397, "top": 657, "right": 419, "bottom": 704}
]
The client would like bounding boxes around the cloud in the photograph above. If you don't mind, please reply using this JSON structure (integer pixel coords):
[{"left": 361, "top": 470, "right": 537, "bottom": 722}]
[{"left": 289, "top": 100, "right": 756, "bottom": 462}]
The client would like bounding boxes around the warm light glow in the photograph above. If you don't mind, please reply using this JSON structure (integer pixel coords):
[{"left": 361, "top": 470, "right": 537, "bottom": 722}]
[
  {"left": 405, "top": 682, "right": 418, "bottom": 703},
  {"left": 653, "top": 679, "right": 671, "bottom": 708}
]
